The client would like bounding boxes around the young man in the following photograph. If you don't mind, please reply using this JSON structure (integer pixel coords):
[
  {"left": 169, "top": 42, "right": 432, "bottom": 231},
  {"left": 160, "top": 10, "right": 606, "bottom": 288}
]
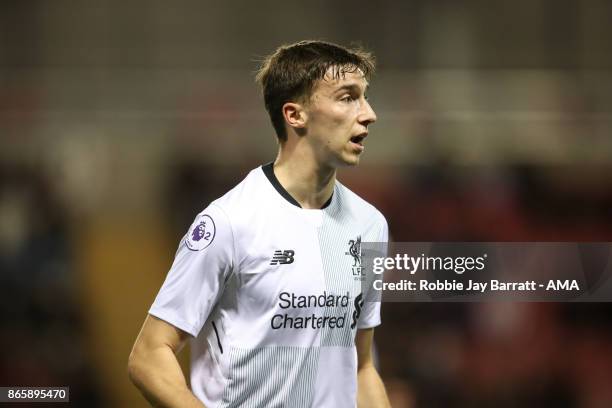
[{"left": 128, "top": 40, "right": 390, "bottom": 408}]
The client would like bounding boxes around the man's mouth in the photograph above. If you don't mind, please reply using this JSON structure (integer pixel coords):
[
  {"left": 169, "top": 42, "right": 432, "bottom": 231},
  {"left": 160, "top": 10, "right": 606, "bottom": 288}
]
[
  {"left": 350, "top": 134, "right": 367, "bottom": 146},
  {"left": 349, "top": 133, "right": 367, "bottom": 153}
]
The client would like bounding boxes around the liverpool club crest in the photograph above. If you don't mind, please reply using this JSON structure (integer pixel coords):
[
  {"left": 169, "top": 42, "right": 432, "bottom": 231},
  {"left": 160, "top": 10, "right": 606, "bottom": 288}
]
[{"left": 346, "top": 236, "right": 365, "bottom": 280}]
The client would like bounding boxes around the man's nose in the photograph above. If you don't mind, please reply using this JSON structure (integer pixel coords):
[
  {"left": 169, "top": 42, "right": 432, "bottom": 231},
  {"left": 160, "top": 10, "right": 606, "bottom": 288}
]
[{"left": 358, "top": 99, "right": 377, "bottom": 127}]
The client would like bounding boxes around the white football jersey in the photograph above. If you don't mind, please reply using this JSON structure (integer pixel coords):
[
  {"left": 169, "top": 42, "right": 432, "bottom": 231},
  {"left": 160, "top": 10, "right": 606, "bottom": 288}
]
[{"left": 149, "top": 163, "right": 388, "bottom": 408}]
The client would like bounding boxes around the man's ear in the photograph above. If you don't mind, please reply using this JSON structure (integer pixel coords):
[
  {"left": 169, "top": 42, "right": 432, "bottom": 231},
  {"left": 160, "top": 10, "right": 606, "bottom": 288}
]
[{"left": 282, "top": 102, "right": 307, "bottom": 131}]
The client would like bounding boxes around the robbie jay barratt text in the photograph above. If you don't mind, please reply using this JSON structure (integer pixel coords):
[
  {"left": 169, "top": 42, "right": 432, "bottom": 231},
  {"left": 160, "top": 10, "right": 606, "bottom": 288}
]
[{"left": 373, "top": 279, "right": 581, "bottom": 292}]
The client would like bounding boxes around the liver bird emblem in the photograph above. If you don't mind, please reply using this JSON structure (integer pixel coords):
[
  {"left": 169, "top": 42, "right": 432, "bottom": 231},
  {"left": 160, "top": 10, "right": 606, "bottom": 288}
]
[{"left": 347, "top": 236, "right": 362, "bottom": 267}]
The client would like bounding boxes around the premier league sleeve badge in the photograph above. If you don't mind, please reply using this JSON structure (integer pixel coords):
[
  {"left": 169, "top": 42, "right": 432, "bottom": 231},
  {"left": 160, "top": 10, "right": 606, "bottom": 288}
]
[{"left": 186, "top": 214, "right": 216, "bottom": 251}]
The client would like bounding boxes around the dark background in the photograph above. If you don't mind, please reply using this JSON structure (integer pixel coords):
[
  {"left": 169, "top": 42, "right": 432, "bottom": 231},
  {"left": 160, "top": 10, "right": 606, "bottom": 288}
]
[{"left": 1, "top": 1, "right": 611, "bottom": 406}]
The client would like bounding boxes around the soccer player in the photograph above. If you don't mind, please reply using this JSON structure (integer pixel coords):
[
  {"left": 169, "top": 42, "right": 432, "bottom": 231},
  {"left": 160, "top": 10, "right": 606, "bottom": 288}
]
[{"left": 128, "top": 40, "right": 391, "bottom": 408}]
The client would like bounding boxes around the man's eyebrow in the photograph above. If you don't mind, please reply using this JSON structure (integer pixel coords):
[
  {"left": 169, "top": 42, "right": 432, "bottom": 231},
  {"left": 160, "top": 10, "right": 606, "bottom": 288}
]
[{"left": 333, "top": 83, "right": 369, "bottom": 94}]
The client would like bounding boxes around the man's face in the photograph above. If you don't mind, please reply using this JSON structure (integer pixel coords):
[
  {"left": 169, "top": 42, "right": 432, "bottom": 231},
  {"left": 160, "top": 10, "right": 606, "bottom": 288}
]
[{"left": 302, "top": 68, "right": 377, "bottom": 167}]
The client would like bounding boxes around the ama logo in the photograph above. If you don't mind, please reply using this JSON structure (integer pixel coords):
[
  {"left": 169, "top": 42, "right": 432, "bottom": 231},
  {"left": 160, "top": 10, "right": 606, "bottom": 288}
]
[{"left": 186, "top": 214, "right": 216, "bottom": 251}]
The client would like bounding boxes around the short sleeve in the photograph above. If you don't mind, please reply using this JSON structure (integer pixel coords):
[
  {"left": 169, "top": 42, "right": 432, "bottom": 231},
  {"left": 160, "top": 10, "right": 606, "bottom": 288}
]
[
  {"left": 149, "top": 204, "right": 234, "bottom": 337},
  {"left": 357, "top": 215, "right": 388, "bottom": 329}
]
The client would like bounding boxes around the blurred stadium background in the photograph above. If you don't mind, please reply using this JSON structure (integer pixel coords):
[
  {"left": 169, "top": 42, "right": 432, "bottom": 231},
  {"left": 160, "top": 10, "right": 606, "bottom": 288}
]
[{"left": 1, "top": 1, "right": 612, "bottom": 406}]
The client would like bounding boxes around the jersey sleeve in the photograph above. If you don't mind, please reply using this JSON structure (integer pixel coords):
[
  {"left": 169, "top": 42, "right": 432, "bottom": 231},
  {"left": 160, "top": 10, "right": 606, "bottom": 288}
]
[
  {"left": 149, "top": 203, "right": 235, "bottom": 337},
  {"left": 357, "top": 215, "right": 388, "bottom": 329}
]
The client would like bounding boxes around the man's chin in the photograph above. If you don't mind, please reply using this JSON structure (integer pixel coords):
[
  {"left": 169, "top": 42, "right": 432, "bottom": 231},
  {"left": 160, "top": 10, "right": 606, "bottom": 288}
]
[
  {"left": 339, "top": 154, "right": 361, "bottom": 167},
  {"left": 327, "top": 152, "right": 362, "bottom": 168}
]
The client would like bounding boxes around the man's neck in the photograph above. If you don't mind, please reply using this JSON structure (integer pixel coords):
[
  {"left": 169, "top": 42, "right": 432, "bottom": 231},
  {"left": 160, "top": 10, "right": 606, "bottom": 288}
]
[{"left": 273, "top": 151, "right": 336, "bottom": 210}]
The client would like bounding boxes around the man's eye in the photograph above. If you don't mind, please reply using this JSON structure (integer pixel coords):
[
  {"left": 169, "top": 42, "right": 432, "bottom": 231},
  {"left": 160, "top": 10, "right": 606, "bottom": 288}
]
[{"left": 340, "top": 95, "right": 355, "bottom": 102}]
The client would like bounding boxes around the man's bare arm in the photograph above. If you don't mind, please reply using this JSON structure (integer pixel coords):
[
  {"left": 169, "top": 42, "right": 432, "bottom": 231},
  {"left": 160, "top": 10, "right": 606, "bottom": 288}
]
[
  {"left": 356, "top": 328, "right": 391, "bottom": 408},
  {"left": 128, "top": 315, "right": 205, "bottom": 408}
]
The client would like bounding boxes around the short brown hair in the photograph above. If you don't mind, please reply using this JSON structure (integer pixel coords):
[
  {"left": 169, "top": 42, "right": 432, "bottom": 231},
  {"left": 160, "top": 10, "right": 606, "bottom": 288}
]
[{"left": 255, "top": 40, "right": 375, "bottom": 141}]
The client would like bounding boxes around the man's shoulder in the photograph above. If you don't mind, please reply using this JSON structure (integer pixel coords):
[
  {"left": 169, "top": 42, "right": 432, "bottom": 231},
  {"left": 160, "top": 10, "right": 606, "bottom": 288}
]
[
  {"left": 335, "top": 181, "right": 386, "bottom": 226},
  {"left": 206, "top": 165, "right": 271, "bottom": 222},
  {"left": 209, "top": 166, "right": 280, "bottom": 226}
]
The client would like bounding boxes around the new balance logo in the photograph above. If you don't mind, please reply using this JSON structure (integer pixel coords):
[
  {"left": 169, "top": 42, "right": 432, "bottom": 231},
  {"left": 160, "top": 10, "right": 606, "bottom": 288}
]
[{"left": 270, "top": 250, "right": 295, "bottom": 265}]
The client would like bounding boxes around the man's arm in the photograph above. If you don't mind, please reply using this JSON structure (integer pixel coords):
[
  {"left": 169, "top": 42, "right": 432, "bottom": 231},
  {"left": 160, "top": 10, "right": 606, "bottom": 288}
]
[
  {"left": 356, "top": 328, "right": 391, "bottom": 408},
  {"left": 128, "top": 315, "right": 205, "bottom": 408}
]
